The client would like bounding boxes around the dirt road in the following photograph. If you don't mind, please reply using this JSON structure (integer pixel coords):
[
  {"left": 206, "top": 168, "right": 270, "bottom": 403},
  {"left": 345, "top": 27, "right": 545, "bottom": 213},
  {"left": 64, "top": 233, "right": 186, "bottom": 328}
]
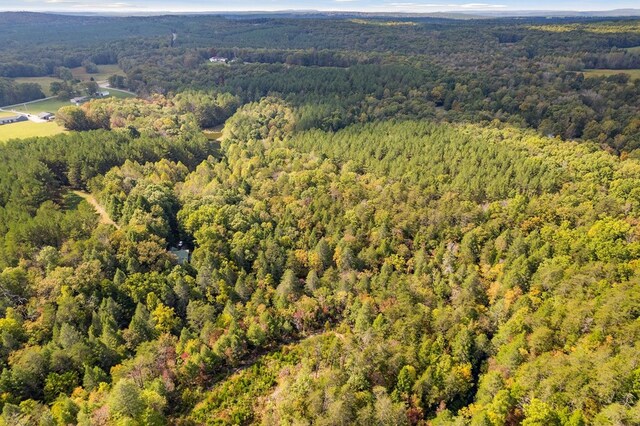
[{"left": 73, "top": 190, "right": 120, "bottom": 229}]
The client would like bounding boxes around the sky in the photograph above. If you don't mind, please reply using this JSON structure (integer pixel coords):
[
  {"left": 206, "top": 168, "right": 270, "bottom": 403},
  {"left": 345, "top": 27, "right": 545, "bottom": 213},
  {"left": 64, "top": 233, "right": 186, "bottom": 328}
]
[{"left": 0, "top": 0, "right": 639, "bottom": 13}]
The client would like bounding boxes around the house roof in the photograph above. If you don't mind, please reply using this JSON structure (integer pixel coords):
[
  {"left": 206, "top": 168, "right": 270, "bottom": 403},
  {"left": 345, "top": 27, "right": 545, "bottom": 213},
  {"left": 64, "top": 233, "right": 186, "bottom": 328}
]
[
  {"left": 0, "top": 115, "right": 27, "bottom": 123},
  {"left": 169, "top": 248, "right": 190, "bottom": 264}
]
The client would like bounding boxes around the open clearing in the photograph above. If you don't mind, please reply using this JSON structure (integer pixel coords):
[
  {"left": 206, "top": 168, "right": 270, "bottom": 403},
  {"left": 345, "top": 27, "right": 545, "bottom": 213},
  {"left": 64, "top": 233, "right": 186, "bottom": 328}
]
[
  {"left": 13, "top": 76, "right": 62, "bottom": 96},
  {"left": 0, "top": 86, "right": 135, "bottom": 142},
  {"left": 71, "top": 64, "right": 125, "bottom": 82},
  {"left": 106, "top": 88, "right": 136, "bottom": 99},
  {"left": 12, "top": 64, "right": 126, "bottom": 96},
  {"left": 0, "top": 121, "right": 64, "bottom": 142},
  {"left": 528, "top": 23, "right": 640, "bottom": 34},
  {"left": 3, "top": 89, "right": 134, "bottom": 115},
  {"left": 6, "top": 98, "right": 71, "bottom": 114},
  {"left": 582, "top": 69, "right": 640, "bottom": 80},
  {"left": 203, "top": 124, "right": 224, "bottom": 141}
]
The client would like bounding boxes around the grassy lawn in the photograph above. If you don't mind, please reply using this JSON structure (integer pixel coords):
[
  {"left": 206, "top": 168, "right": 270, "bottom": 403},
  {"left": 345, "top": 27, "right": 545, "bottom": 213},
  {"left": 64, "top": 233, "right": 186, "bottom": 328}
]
[
  {"left": 13, "top": 76, "right": 63, "bottom": 96},
  {"left": 0, "top": 121, "right": 65, "bottom": 142},
  {"left": 12, "top": 65, "right": 127, "bottom": 96},
  {"left": 582, "top": 69, "right": 640, "bottom": 80},
  {"left": 9, "top": 98, "right": 72, "bottom": 114},
  {"left": 71, "top": 64, "right": 125, "bottom": 82},
  {"left": 4, "top": 89, "right": 134, "bottom": 115},
  {"left": 106, "top": 88, "right": 135, "bottom": 99}
]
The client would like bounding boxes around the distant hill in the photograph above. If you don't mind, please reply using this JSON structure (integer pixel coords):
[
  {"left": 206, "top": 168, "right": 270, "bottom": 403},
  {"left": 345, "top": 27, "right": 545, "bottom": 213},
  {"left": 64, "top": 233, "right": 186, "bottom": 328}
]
[
  {"left": 471, "top": 9, "right": 640, "bottom": 18},
  {"left": 1, "top": 9, "right": 639, "bottom": 20},
  {"left": 0, "top": 11, "right": 105, "bottom": 24}
]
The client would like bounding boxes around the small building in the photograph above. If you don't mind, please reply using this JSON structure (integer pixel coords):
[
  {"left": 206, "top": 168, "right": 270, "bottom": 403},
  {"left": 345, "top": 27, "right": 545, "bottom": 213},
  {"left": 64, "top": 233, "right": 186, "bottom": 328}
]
[
  {"left": 96, "top": 91, "right": 110, "bottom": 98},
  {"left": 70, "top": 96, "right": 90, "bottom": 106},
  {"left": 169, "top": 241, "right": 190, "bottom": 265},
  {"left": 0, "top": 115, "right": 28, "bottom": 125},
  {"left": 169, "top": 248, "right": 190, "bottom": 265},
  {"left": 209, "top": 56, "right": 228, "bottom": 63},
  {"left": 38, "top": 112, "right": 55, "bottom": 121}
]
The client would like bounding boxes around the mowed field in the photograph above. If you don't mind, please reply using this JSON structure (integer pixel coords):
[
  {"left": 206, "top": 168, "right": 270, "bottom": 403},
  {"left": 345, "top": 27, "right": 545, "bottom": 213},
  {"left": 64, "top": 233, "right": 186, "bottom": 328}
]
[
  {"left": 13, "top": 76, "right": 62, "bottom": 96},
  {"left": 9, "top": 98, "right": 71, "bottom": 114},
  {"left": 12, "top": 64, "right": 126, "bottom": 96},
  {"left": 0, "top": 79, "right": 134, "bottom": 142},
  {"left": 0, "top": 121, "right": 64, "bottom": 142},
  {"left": 4, "top": 88, "right": 134, "bottom": 114},
  {"left": 582, "top": 69, "right": 640, "bottom": 80},
  {"left": 71, "top": 64, "right": 125, "bottom": 82},
  {"left": 107, "top": 88, "right": 136, "bottom": 99}
]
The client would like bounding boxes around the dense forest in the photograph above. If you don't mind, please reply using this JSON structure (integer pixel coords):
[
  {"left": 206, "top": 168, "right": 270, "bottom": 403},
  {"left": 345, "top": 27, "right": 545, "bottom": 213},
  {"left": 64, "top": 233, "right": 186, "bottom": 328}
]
[
  {"left": 1, "top": 10, "right": 640, "bottom": 426},
  {"left": 1, "top": 13, "right": 640, "bottom": 151}
]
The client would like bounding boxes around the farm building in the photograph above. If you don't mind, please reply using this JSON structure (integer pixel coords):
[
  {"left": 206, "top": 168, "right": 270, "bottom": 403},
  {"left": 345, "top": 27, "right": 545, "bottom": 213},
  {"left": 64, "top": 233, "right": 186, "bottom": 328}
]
[
  {"left": 97, "top": 91, "right": 110, "bottom": 98},
  {"left": 70, "top": 96, "right": 90, "bottom": 106},
  {"left": 38, "top": 112, "right": 55, "bottom": 121},
  {"left": 209, "top": 56, "right": 228, "bottom": 63},
  {"left": 0, "top": 115, "right": 28, "bottom": 125}
]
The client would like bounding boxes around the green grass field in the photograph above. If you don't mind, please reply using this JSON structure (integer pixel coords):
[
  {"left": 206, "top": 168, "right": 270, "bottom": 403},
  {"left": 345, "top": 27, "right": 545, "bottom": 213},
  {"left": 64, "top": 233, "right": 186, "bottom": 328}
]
[
  {"left": 10, "top": 98, "right": 71, "bottom": 114},
  {"left": 582, "top": 69, "right": 640, "bottom": 80},
  {"left": 625, "top": 46, "right": 640, "bottom": 54},
  {"left": 528, "top": 22, "right": 640, "bottom": 34},
  {"left": 4, "top": 89, "right": 134, "bottom": 115},
  {"left": 11, "top": 65, "right": 126, "bottom": 97},
  {"left": 71, "top": 64, "right": 125, "bottom": 82},
  {"left": 0, "top": 121, "right": 65, "bottom": 142},
  {"left": 106, "top": 88, "right": 135, "bottom": 99},
  {"left": 13, "top": 76, "right": 63, "bottom": 96}
]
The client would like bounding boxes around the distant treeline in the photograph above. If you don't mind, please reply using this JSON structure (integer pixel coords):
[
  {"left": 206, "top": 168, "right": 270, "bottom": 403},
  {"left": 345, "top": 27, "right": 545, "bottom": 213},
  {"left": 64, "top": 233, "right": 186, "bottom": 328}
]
[{"left": 0, "top": 78, "right": 44, "bottom": 106}]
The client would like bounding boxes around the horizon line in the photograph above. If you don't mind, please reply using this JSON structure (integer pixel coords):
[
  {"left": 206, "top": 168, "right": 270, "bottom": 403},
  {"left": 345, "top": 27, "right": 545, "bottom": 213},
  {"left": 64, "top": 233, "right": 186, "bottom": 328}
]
[{"left": 2, "top": 8, "right": 640, "bottom": 14}]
